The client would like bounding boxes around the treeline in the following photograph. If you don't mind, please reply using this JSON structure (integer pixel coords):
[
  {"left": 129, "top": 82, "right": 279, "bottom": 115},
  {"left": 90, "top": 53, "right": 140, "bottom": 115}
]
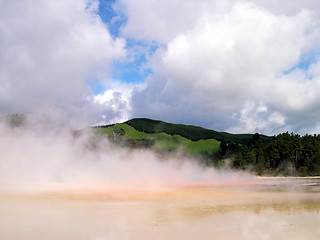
[{"left": 211, "top": 132, "right": 320, "bottom": 176}]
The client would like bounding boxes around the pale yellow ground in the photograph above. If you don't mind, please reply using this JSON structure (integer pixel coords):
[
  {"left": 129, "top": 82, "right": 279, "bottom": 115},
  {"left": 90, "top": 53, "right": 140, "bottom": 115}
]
[{"left": 0, "top": 177, "right": 320, "bottom": 240}]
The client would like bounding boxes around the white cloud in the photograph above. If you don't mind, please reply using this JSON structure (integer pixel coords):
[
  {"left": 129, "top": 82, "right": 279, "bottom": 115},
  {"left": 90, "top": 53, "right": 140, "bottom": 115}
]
[
  {"left": 115, "top": 0, "right": 233, "bottom": 43},
  {"left": 227, "top": 102, "right": 287, "bottom": 134},
  {"left": 116, "top": 0, "right": 320, "bottom": 43},
  {"left": 0, "top": 0, "right": 126, "bottom": 127},
  {"left": 3, "top": 0, "right": 320, "bottom": 133},
  {"left": 93, "top": 82, "right": 142, "bottom": 125},
  {"left": 127, "top": 1, "right": 320, "bottom": 134}
]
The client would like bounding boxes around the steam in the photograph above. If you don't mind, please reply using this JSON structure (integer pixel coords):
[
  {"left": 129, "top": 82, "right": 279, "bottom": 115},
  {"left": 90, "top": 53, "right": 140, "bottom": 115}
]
[{"left": 0, "top": 120, "right": 254, "bottom": 194}]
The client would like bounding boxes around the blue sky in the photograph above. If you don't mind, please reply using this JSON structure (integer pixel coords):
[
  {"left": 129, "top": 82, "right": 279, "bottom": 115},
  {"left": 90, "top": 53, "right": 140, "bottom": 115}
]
[
  {"left": 93, "top": 0, "right": 153, "bottom": 93},
  {"left": 97, "top": 0, "right": 122, "bottom": 37},
  {"left": 283, "top": 51, "right": 319, "bottom": 78}
]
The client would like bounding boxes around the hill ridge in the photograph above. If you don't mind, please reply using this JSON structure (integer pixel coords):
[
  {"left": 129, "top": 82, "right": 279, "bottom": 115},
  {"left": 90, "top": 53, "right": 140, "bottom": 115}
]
[{"left": 123, "top": 118, "right": 271, "bottom": 145}]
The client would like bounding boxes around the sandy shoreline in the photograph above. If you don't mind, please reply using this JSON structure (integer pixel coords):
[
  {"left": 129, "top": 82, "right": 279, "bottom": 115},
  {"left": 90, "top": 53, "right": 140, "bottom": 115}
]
[{"left": 257, "top": 176, "right": 320, "bottom": 179}]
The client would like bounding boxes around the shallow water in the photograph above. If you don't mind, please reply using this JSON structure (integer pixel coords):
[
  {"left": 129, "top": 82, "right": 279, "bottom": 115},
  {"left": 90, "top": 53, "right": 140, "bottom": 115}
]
[{"left": 1, "top": 177, "right": 320, "bottom": 240}]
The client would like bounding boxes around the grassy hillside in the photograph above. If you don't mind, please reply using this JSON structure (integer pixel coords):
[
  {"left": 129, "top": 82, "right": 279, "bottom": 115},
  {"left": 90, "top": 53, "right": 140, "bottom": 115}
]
[
  {"left": 94, "top": 118, "right": 272, "bottom": 158},
  {"left": 95, "top": 123, "right": 220, "bottom": 155},
  {"left": 94, "top": 119, "right": 320, "bottom": 176},
  {"left": 124, "top": 118, "right": 271, "bottom": 145}
]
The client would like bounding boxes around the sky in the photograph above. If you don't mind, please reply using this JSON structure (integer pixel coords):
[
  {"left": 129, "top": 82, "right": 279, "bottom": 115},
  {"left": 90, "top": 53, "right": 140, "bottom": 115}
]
[{"left": 1, "top": 0, "right": 320, "bottom": 135}]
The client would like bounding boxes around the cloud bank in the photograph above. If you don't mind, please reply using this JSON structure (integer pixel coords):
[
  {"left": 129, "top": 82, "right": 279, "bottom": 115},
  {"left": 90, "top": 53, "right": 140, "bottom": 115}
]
[
  {"left": 122, "top": 0, "right": 320, "bottom": 134},
  {"left": 0, "top": 0, "right": 125, "bottom": 127},
  {"left": 2, "top": 0, "right": 320, "bottom": 134}
]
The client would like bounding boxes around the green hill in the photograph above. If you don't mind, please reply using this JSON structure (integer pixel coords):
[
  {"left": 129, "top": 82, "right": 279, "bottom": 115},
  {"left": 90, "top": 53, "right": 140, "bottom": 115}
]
[
  {"left": 124, "top": 118, "right": 271, "bottom": 145},
  {"left": 94, "top": 122, "right": 220, "bottom": 155},
  {"left": 94, "top": 118, "right": 272, "bottom": 156}
]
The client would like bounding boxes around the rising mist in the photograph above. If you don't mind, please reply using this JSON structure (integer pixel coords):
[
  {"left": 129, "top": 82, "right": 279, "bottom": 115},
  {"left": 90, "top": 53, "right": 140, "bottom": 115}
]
[{"left": 0, "top": 119, "right": 255, "bottom": 195}]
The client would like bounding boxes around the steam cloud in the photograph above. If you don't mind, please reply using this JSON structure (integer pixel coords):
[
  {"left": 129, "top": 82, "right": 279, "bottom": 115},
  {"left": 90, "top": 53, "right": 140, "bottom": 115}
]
[{"left": 0, "top": 120, "right": 254, "bottom": 194}]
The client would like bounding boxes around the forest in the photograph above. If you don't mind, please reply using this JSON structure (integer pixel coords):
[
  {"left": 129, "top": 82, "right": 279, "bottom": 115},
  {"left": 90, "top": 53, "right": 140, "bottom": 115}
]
[{"left": 213, "top": 132, "right": 320, "bottom": 176}]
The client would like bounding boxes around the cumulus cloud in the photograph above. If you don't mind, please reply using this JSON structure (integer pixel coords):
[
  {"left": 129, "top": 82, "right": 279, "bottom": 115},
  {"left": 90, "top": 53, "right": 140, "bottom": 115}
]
[
  {"left": 0, "top": 0, "right": 125, "bottom": 127},
  {"left": 115, "top": 0, "right": 233, "bottom": 43},
  {"left": 2, "top": 0, "right": 320, "bottom": 134},
  {"left": 93, "top": 82, "right": 143, "bottom": 125},
  {"left": 125, "top": 0, "right": 320, "bottom": 134},
  {"left": 227, "top": 102, "right": 287, "bottom": 134}
]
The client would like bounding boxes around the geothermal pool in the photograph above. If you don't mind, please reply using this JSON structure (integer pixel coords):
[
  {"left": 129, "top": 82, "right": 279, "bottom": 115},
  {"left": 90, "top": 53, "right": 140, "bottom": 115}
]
[{"left": 0, "top": 177, "right": 320, "bottom": 240}]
